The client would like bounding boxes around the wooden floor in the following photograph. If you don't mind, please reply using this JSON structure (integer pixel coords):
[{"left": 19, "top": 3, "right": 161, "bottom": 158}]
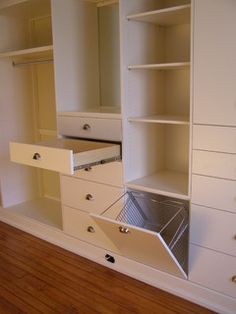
[{"left": 0, "top": 221, "right": 215, "bottom": 314}]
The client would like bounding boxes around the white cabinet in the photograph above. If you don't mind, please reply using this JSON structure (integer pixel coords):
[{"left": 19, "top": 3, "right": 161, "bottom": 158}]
[
  {"left": 120, "top": 0, "right": 191, "bottom": 199},
  {"left": 189, "top": 0, "right": 236, "bottom": 305},
  {"left": 1, "top": 1, "right": 236, "bottom": 313},
  {"left": 0, "top": 0, "right": 122, "bottom": 228}
]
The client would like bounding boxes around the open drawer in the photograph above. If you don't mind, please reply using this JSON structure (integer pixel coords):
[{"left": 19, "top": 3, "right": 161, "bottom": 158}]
[
  {"left": 91, "top": 191, "right": 189, "bottom": 278},
  {"left": 10, "top": 138, "right": 121, "bottom": 175}
]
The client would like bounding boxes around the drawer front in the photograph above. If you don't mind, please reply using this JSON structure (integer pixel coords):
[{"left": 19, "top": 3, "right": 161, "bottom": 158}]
[
  {"left": 57, "top": 116, "right": 122, "bottom": 141},
  {"left": 60, "top": 175, "right": 124, "bottom": 213},
  {"left": 192, "top": 150, "right": 236, "bottom": 180},
  {"left": 193, "top": 125, "right": 236, "bottom": 153},
  {"left": 192, "top": 175, "right": 236, "bottom": 214},
  {"left": 10, "top": 142, "right": 73, "bottom": 174},
  {"left": 189, "top": 245, "right": 236, "bottom": 299},
  {"left": 62, "top": 206, "right": 118, "bottom": 252},
  {"left": 190, "top": 204, "right": 236, "bottom": 256},
  {"left": 74, "top": 161, "right": 123, "bottom": 187}
]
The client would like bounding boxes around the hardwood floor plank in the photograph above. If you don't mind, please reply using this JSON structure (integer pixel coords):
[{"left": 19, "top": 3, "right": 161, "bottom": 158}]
[{"left": 0, "top": 222, "right": 215, "bottom": 314}]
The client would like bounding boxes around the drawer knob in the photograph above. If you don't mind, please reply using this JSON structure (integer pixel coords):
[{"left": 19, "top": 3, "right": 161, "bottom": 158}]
[
  {"left": 87, "top": 226, "right": 95, "bottom": 233},
  {"left": 119, "top": 226, "right": 130, "bottom": 234},
  {"left": 232, "top": 276, "right": 236, "bottom": 283},
  {"left": 84, "top": 167, "right": 92, "bottom": 172},
  {"left": 32, "top": 152, "right": 41, "bottom": 161},
  {"left": 83, "top": 124, "right": 91, "bottom": 130},
  {"left": 85, "top": 194, "right": 94, "bottom": 201}
]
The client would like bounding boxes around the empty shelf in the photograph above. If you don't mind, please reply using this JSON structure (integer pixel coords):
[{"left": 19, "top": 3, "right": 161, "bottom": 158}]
[
  {"left": 128, "top": 115, "right": 189, "bottom": 125},
  {"left": 126, "top": 171, "right": 189, "bottom": 200},
  {"left": 128, "top": 62, "right": 190, "bottom": 70},
  {"left": 0, "top": 45, "right": 53, "bottom": 59},
  {"left": 127, "top": 4, "right": 191, "bottom": 26},
  {"left": 4, "top": 197, "right": 62, "bottom": 229}
]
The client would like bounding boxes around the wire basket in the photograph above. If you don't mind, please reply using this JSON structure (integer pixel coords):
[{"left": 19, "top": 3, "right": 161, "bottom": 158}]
[{"left": 103, "top": 190, "right": 189, "bottom": 270}]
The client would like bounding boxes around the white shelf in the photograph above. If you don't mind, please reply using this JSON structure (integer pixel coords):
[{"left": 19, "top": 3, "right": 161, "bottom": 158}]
[
  {"left": 58, "top": 107, "right": 122, "bottom": 119},
  {"left": 128, "top": 115, "right": 189, "bottom": 125},
  {"left": 0, "top": 45, "right": 53, "bottom": 59},
  {"left": 128, "top": 62, "right": 190, "bottom": 71},
  {"left": 0, "top": 0, "right": 28, "bottom": 10},
  {"left": 126, "top": 170, "right": 189, "bottom": 200},
  {"left": 127, "top": 4, "right": 191, "bottom": 26},
  {"left": 4, "top": 197, "right": 62, "bottom": 229}
]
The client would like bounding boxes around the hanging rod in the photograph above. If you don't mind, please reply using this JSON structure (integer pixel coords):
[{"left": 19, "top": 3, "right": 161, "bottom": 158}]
[{"left": 12, "top": 58, "right": 53, "bottom": 67}]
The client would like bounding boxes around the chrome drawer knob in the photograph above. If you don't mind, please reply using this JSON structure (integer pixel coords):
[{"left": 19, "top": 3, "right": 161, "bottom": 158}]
[
  {"left": 87, "top": 226, "right": 95, "bottom": 233},
  {"left": 83, "top": 124, "right": 91, "bottom": 130},
  {"left": 85, "top": 194, "right": 94, "bottom": 201},
  {"left": 33, "top": 152, "right": 41, "bottom": 160},
  {"left": 232, "top": 276, "right": 236, "bottom": 283},
  {"left": 119, "top": 226, "right": 130, "bottom": 234},
  {"left": 84, "top": 167, "right": 92, "bottom": 172}
]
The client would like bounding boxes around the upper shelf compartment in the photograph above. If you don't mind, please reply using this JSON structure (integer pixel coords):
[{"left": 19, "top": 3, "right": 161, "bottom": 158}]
[
  {"left": 126, "top": 1, "right": 191, "bottom": 66},
  {"left": 0, "top": 0, "right": 52, "bottom": 57},
  {"left": 127, "top": 4, "right": 191, "bottom": 26}
]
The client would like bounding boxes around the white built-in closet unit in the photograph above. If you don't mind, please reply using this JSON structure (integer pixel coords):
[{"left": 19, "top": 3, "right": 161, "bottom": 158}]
[{"left": 0, "top": 1, "right": 235, "bottom": 313}]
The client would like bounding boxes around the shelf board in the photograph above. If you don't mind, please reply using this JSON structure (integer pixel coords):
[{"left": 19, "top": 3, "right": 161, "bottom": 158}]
[
  {"left": 128, "top": 115, "right": 189, "bottom": 125},
  {"left": 0, "top": 0, "right": 28, "bottom": 10},
  {"left": 0, "top": 45, "right": 53, "bottom": 59},
  {"left": 4, "top": 197, "right": 62, "bottom": 229},
  {"left": 58, "top": 107, "right": 122, "bottom": 120},
  {"left": 127, "top": 4, "right": 191, "bottom": 26},
  {"left": 126, "top": 170, "right": 189, "bottom": 200},
  {"left": 128, "top": 62, "right": 190, "bottom": 71}
]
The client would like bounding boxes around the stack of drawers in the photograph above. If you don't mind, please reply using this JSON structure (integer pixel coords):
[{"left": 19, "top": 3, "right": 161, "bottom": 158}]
[
  {"left": 189, "top": 125, "right": 236, "bottom": 299},
  {"left": 61, "top": 161, "right": 123, "bottom": 252}
]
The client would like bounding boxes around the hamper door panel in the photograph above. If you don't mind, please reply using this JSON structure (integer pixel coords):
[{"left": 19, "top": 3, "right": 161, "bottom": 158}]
[{"left": 91, "top": 215, "right": 187, "bottom": 278}]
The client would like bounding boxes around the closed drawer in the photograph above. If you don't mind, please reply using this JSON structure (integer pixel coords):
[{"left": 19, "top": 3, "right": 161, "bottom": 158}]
[
  {"left": 189, "top": 245, "right": 236, "bottom": 299},
  {"left": 192, "top": 150, "right": 236, "bottom": 180},
  {"left": 74, "top": 161, "right": 123, "bottom": 187},
  {"left": 190, "top": 204, "right": 236, "bottom": 256},
  {"left": 10, "top": 138, "right": 120, "bottom": 175},
  {"left": 57, "top": 115, "right": 122, "bottom": 141},
  {"left": 193, "top": 125, "right": 236, "bottom": 153},
  {"left": 192, "top": 175, "right": 236, "bottom": 214},
  {"left": 62, "top": 206, "right": 118, "bottom": 252},
  {"left": 60, "top": 175, "right": 124, "bottom": 214}
]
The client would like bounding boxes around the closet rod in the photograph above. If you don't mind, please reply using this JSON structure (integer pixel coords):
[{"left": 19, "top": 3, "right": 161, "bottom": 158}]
[{"left": 12, "top": 58, "right": 53, "bottom": 67}]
